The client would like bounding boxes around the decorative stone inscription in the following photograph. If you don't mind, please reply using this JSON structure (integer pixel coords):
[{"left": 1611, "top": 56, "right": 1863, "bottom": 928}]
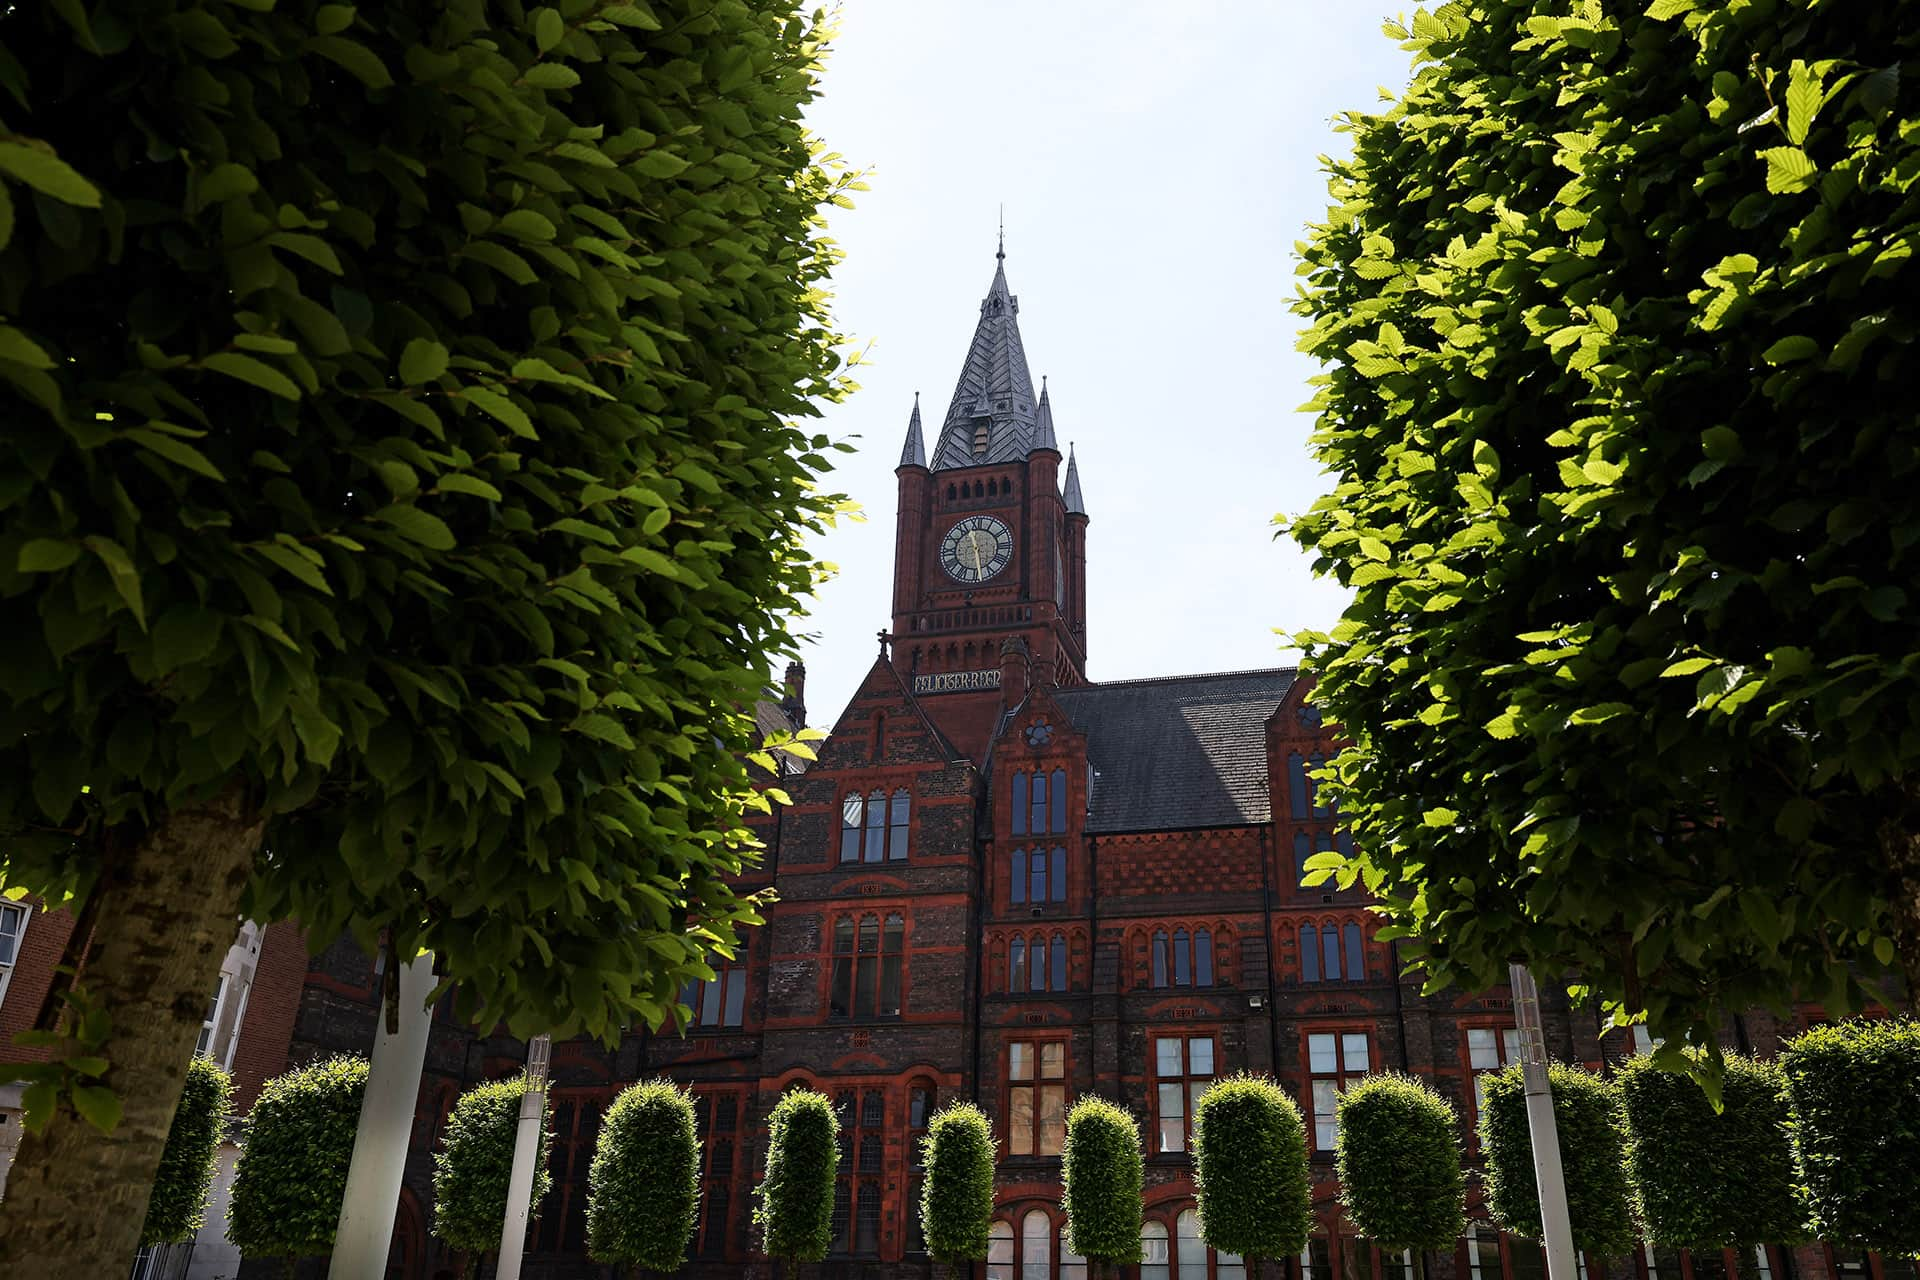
[{"left": 912, "top": 668, "right": 1002, "bottom": 695}]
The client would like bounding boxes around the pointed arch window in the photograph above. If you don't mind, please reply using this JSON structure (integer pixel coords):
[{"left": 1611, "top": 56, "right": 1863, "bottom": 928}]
[
  {"left": 864, "top": 789, "right": 886, "bottom": 861},
  {"left": 1301, "top": 924, "right": 1320, "bottom": 982},
  {"left": 1288, "top": 752, "right": 1309, "bottom": 819},
  {"left": 1300, "top": 920, "right": 1366, "bottom": 983},
  {"left": 841, "top": 794, "right": 864, "bottom": 862},
  {"left": 1150, "top": 928, "right": 1215, "bottom": 989},
  {"left": 1010, "top": 937, "right": 1027, "bottom": 991},
  {"left": 830, "top": 912, "right": 905, "bottom": 1018},
  {"left": 889, "top": 789, "right": 910, "bottom": 861},
  {"left": 1029, "top": 934, "right": 1048, "bottom": 992},
  {"left": 1012, "top": 772, "right": 1030, "bottom": 835},
  {"left": 1050, "top": 934, "right": 1067, "bottom": 992},
  {"left": 1030, "top": 770, "right": 1049, "bottom": 835},
  {"left": 1050, "top": 768, "right": 1068, "bottom": 832}
]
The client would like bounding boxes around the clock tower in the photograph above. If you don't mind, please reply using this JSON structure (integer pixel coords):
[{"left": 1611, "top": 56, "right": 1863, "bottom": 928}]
[{"left": 890, "top": 244, "right": 1089, "bottom": 753}]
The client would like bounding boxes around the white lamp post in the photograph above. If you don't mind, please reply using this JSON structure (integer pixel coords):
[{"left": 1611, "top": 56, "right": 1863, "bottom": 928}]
[
  {"left": 494, "top": 1033, "right": 553, "bottom": 1280},
  {"left": 1509, "top": 962, "right": 1579, "bottom": 1280}
]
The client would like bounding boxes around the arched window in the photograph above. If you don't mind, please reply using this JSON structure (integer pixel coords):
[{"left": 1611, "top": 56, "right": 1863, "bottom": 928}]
[
  {"left": 1337, "top": 829, "right": 1356, "bottom": 856},
  {"left": 1030, "top": 934, "right": 1048, "bottom": 992},
  {"left": 947, "top": 483, "right": 958, "bottom": 500},
  {"left": 831, "top": 913, "right": 904, "bottom": 1018},
  {"left": 1031, "top": 770, "right": 1049, "bottom": 835},
  {"left": 988, "top": 478, "right": 998, "bottom": 495},
  {"left": 1173, "top": 929, "right": 1192, "bottom": 985},
  {"left": 864, "top": 789, "right": 885, "bottom": 862},
  {"left": 830, "top": 918, "right": 855, "bottom": 1014},
  {"left": 1012, "top": 772, "right": 1030, "bottom": 835},
  {"left": 1293, "top": 831, "right": 1312, "bottom": 889},
  {"left": 988, "top": 1222, "right": 1015, "bottom": 1280},
  {"left": 1321, "top": 925, "right": 1341, "bottom": 982},
  {"left": 841, "top": 793, "right": 864, "bottom": 863},
  {"left": 1049, "top": 847, "right": 1066, "bottom": 902},
  {"left": 1310, "top": 752, "right": 1332, "bottom": 817},
  {"left": 1030, "top": 849, "right": 1048, "bottom": 903},
  {"left": 1177, "top": 1208, "right": 1245, "bottom": 1278},
  {"left": 1344, "top": 922, "right": 1365, "bottom": 980},
  {"left": 1010, "top": 937, "right": 1027, "bottom": 992},
  {"left": 1022, "top": 1209, "right": 1051, "bottom": 1280},
  {"left": 1010, "top": 848, "right": 1028, "bottom": 904},
  {"left": 1061, "top": 1235, "right": 1088, "bottom": 1280},
  {"left": 974, "top": 478, "right": 985, "bottom": 497},
  {"left": 1050, "top": 768, "right": 1068, "bottom": 832},
  {"left": 1195, "top": 929, "right": 1214, "bottom": 987},
  {"left": 889, "top": 789, "right": 910, "bottom": 861},
  {"left": 1142, "top": 1222, "right": 1172, "bottom": 1280},
  {"left": 881, "top": 914, "right": 904, "bottom": 1014},
  {"left": 1050, "top": 934, "right": 1067, "bottom": 992},
  {"left": 1301, "top": 924, "right": 1320, "bottom": 982},
  {"left": 1152, "top": 930, "right": 1169, "bottom": 987},
  {"left": 1288, "top": 752, "right": 1309, "bottom": 819}
]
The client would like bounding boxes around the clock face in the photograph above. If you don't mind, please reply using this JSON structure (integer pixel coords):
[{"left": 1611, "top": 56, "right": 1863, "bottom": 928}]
[{"left": 940, "top": 515, "right": 1013, "bottom": 583}]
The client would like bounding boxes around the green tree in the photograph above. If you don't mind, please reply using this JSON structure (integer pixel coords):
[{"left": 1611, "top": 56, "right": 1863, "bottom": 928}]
[
  {"left": 0, "top": 1, "right": 853, "bottom": 1270},
  {"left": 1618, "top": 1053, "right": 1804, "bottom": 1249},
  {"left": 919, "top": 1101, "right": 996, "bottom": 1272},
  {"left": 754, "top": 1088, "right": 838, "bottom": 1271},
  {"left": 226, "top": 1056, "right": 367, "bottom": 1265},
  {"left": 586, "top": 1080, "right": 700, "bottom": 1275},
  {"left": 1286, "top": 0, "right": 1920, "bottom": 1053},
  {"left": 432, "top": 1075, "right": 554, "bottom": 1260},
  {"left": 1478, "top": 1063, "right": 1634, "bottom": 1257},
  {"left": 1780, "top": 1019, "right": 1920, "bottom": 1256},
  {"left": 140, "top": 1055, "right": 233, "bottom": 1246},
  {"left": 1335, "top": 1073, "right": 1465, "bottom": 1258},
  {"left": 1061, "top": 1096, "right": 1143, "bottom": 1276},
  {"left": 1190, "top": 1074, "right": 1313, "bottom": 1266}
]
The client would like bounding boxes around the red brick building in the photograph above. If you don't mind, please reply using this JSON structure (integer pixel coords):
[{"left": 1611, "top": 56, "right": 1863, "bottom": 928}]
[{"left": 246, "top": 251, "right": 1906, "bottom": 1280}]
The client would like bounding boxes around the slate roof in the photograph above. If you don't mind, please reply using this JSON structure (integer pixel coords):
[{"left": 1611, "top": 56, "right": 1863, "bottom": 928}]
[
  {"left": 1049, "top": 669, "right": 1295, "bottom": 832},
  {"left": 1063, "top": 446, "right": 1085, "bottom": 515},
  {"left": 899, "top": 394, "right": 927, "bottom": 468},
  {"left": 929, "top": 251, "right": 1045, "bottom": 470}
]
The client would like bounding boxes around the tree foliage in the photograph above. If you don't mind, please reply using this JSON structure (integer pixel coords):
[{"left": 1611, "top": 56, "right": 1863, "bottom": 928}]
[
  {"left": 1780, "top": 1018, "right": 1920, "bottom": 1255},
  {"left": 1618, "top": 1053, "right": 1804, "bottom": 1248},
  {"left": 1061, "top": 1096, "right": 1143, "bottom": 1266},
  {"left": 227, "top": 1056, "right": 366, "bottom": 1262},
  {"left": 1478, "top": 1063, "right": 1634, "bottom": 1257},
  {"left": 586, "top": 1079, "right": 699, "bottom": 1273},
  {"left": 432, "top": 1074, "right": 553, "bottom": 1256},
  {"left": 1335, "top": 1072, "right": 1465, "bottom": 1252},
  {"left": 753, "top": 1088, "right": 837, "bottom": 1267},
  {"left": 140, "top": 1054, "right": 233, "bottom": 1246},
  {"left": 919, "top": 1101, "right": 996, "bottom": 1266},
  {"left": 1287, "top": 0, "right": 1920, "bottom": 1049},
  {"left": 1189, "top": 1074, "right": 1311, "bottom": 1262}
]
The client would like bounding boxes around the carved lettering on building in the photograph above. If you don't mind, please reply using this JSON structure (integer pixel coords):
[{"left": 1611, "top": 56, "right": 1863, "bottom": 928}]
[{"left": 912, "top": 669, "right": 1002, "bottom": 695}]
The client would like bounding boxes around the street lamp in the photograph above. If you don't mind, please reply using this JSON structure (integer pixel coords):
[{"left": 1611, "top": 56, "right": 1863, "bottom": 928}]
[
  {"left": 494, "top": 1033, "right": 553, "bottom": 1280},
  {"left": 1508, "top": 963, "right": 1578, "bottom": 1280}
]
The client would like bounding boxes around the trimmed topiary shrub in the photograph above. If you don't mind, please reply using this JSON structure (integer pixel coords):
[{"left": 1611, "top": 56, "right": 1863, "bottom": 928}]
[
  {"left": 140, "top": 1055, "right": 234, "bottom": 1246},
  {"left": 1619, "top": 1054, "right": 1803, "bottom": 1248},
  {"left": 1191, "top": 1074, "right": 1313, "bottom": 1263},
  {"left": 1061, "top": 1096, "right": 1143, "bottom": 1270},
  {"left": 227, "top": 1056, "right": 368, "bottom": 1262},
  {"left": 1336, "top": 1073, "right": 1466, "bottom": 1253},
  {"left": 754, "top": 1088, "right": 838, "bottom": 1268},
  {"left": 1781, "top": 1019, "right": 1920, "bottom": 1256},
  {"left": 1479, "top": 1063, "right": 1634, "bottom": 1257},
  {"left": 587, "top": 1080, "right": 700, "bottom": 1274},
  {"left": 920, "top": 1101, "right": 996, "bottom": 1268},
  {"left": 432, "top": 1075, "right": 554, "bottom": 1257}
]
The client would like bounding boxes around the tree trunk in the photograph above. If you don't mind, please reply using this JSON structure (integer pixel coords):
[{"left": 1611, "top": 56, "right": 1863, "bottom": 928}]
[{"left": 0, "top": 781, "right": 264, "bottom": 1277}]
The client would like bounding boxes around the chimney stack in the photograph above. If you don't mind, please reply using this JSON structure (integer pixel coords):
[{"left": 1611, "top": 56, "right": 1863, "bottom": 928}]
[{"left": 781, "top": 660, "right": 807, "bottom": 730}]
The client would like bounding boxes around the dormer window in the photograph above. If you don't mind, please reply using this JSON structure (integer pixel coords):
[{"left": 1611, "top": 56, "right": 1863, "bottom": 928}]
[{"left": 973, "top": 422, "right": 990, "bottom": 455}]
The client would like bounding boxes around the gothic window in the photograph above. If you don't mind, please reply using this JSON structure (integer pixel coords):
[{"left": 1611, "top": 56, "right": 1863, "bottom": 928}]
[
  {"left": 692, "top": 1092, "right": 742, "bottom": 1257},
  {"left": 865, "top": 788, "right": 886, "bottom": 861},
  {"left": 907, "top": 1082, "right": 936, "bottom": 1253},
  {"left": 1310, "top": 752, "right": 1332, "bottom": 817},
  {"left": 841, "top": 794, "right": 864, "bottom": 862},
  {"left": 1029, "top": 934, "right": 1048, "bottom": 992},
  {"left": 1308, "top": 1032, "right": 1370, "bottom": 1149},
  {"left": 1288, "top": 752, "right": 1309, "bottom": 820},
  {"left": 1030, "top": 770, "right": 1049, "bottom": 834},
  {"left": 1301, "top": 925, "right": 1320, "bottom": 982},
  {"left": 1010, "top": 848, "right": 1027, "bottom": 904},
  {"left": 1050, "top": 768, "right": 1068, "bottom": 832},
  {"left": 1010, "top": 847, "right": 1068, "bottom": 905},
  {"left": 1030, "top": 849, "right": 1048, "bottom": 903},
  {"left": 1012, "top": 771, "right": 1030, "bottom": 834},
  {"left": 830, "top": 913, "right": 905, "bottom": 1019},
  {"left": 0, "top": 901, "right": 28, "bottom": 1008},
  {"left": 947, "top": 483, "right": 957, "bottom": 500},
  {"left": 988, "top": 478, "right": 998, "bottom": 495},
  {"left": 1153, "top": 1035, "right": 1216, "bottom": 1152},
  {"left": 1150, "top": 928, "right": 1214, "bottom": 988},
  {"left": 831, "top": 1090, "right": 885, "bottom": 1256},
  {"left": 1010, "top": 937, "right": 1026, "bottom": 990},
  {"left": 889, "top": 789, "right": 910, "bottom": 861},
  {"left": 1344, "top": 922, "right": 1364, "bottom": 978},
  {"left": 679, "top": 950, "right": 748, "bottom": 1028},
  {"left": 1294, "top": 832, "right": 1311, "bottom": 890},
  {"left": 1008, "top": 1040, "right": 1067, "bottom": 1156},
  {"left": 1050, "top": 933, "right": 1067, "bottom": 992}
]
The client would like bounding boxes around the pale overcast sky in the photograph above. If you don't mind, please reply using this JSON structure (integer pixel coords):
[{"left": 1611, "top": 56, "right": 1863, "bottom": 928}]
[{"left": 790, "top": 3, "right": 1414, "bottom": 729}]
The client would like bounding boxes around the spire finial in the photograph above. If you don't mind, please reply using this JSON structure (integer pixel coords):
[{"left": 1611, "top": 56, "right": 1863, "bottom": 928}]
[{"left": 997, "top": 205, "right": 1005, "bottom": 261}]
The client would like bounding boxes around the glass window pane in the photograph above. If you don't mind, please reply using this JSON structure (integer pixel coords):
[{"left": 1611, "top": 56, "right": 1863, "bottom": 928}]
[
  {"left": 990, "top": 1222, "right": 1016, "bottom": 1280},
  {"left": 1051, "top": 768, "right": 1068, "bottom": 833},
  {"left": 1289, "top": 752, "right": 1309, "bottom": 819},
  {"left": 1010, "top": 1087, "right": 1034, "bottom": 1155},
  {"left": 1158, "top": 1083, "right": 1185, "bottom": 1138},
  {"left": 1050, "top": 847, "right": 1067, "bottom": 901},
  {"left": 1039, "top": 1086, "right": 1067, "bottom": 1154},
  {"left": 1177, "top": 1211, "right": 1206, "bottom": 1274},
  {"left": 1011, "top": 939, "right": 1027, "bottom": 992},
  {"left": 1323, "top": 927, "right": 1342, "bottom": 981},
  {"left": 1011, "top": 1042, "right": 1034, "bottom": 1080},
  {"left": 1041, "top": 1042, "right": 1065, "bottom": 1078},
  {"left": 1051, "top": 935, "right": 1067, "bottom": 991},
  {"left": 722, "top": 971, "right": 746, "bottom": 1027},
  {"left": 865, "top": 790, "right": 885, "bottom": 861},
  {"left": 1343, "top": 1034, "right": 1369, "bottom": 1073},
  {"left": 1031, "top": 938, "right": 1048, "bottom": 992},
  {"left": 881, "top": 955, "right": 902, "bottom": 1016},
  {"left": 1022, "top": 1211, "right": 1051, "bottom": 1280},
  {"left": 842, "top": 795, "right": 863, "bottom": 860},
  {"left": 1302, "top": 925, "right": 1321, "bottom": 982},
  {"left": 1344, "top": 923, "right": 1364, "bottom": 980},
  {"left": 1468, "top": 1028, "right": 1498, "bottom": 1069},
  {"left": 701, "top": 974, "right": 724, "bottom": 1026},
  {"left": 1011, "top": 849, "right": 1027, "bottom": 904},
  {"left": 830, "top": 957, "right": 852, "bottom": 1018},
  {"left": 1173, "top": 929, "right": 1191, "bottom": 985},
  {"left": 1195, "top": 929, "right": 1213, "bottom": 986},
  {"left": 1692, "top": 1252, "right": 1730, "bottom": 1280},
  {"left": 1503, "top": 1029, "right": 1522, "bottom": 1063},
  {"left": 1031, "top": 771, "right": 1047, "bottom": 835},
  {"left": 1510, "top": 1238, "right": 1547, "bottom": 1280},
  {"left": 1012, "top": 773, "right": 1029, "bottom": 836},
  {"left": 1294, "top": 831, "right": 1312, "bottom": 888},
  {"left": 1032, "top": 850, "right": 1048, "bottom": 902},
  {"left": 1218, "top": 1256, "right": 1246, "bottom": 1280},
  {"left": 1156, "top": 1037, "right": 1183, "bottom": 1076},
  {"left": 1189, "top": 1081, "right": 1208, "bottom": 1125},
  {"left": 1191, "top": 1037, "right": 1215, "bottom": 1076},
  {"left": 1309, "top": 1033, "right": 1338, "bottom": 1073},
  {"left": 1313, "top": 1079, "right": 1340, "bottom": 1148},
  {"left": 1143, "top": 1222, "right": 1172, "bottom": 1280},
  {"left": 1153, "top": 932, "right": 1168, "bottom": 987},
  {"left": 854, "top": 954, "right": 877, "bottom": 1016}
]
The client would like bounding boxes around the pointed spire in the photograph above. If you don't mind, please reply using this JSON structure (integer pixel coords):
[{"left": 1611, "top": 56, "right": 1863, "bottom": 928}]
[
  {"left": 1033, "top": 376, "right": 1058, "bottom": 453},
  {"left": 899, "top": 392, "right": 927, "bottom": 468},
  {"left": 1063, "top": 444, "right": 1086, "bottom": 515},
  {"left": 929, "top": 245, "right": 1040, "bottom": 470}
]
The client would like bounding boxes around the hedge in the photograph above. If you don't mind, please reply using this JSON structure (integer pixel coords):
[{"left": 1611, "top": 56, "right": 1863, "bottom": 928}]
[
  {"left": 227, "top": 1056, "right": 367, "bottom": 1261},
  {"left": 140, "top": 1055, "right": 234, "bottom": 1246},
  {"left": 1190, "top": 1074, "right": 1312, "bottom": 1262},
  {"left": 1478, "top": 1063, "right": 1634, "bottom": 1257},
  {"left": 1781, "top": 1019, "right": 1920, "bottom": 1255},
  {"left": 754, "top": 1089, "right": 838, "bottom": 1266},
  {"left": 1061, "top": 1096, "right": 1143, "bottom": 1266},
  {"left": 920, "top": 1101, "right": 996, "bottom": 1266},
  {"left": 1336, "top": 1073, "right": 1465, "bottom": 1252},
  {"left": 1618, "top": 1054, "right": 1803, "bottom": 1248},
  {"left": 587, "top": 1080, "right": 700, "bottom": 1273},
  {"left": 432, "top": 1075, "right": 554, "bottom": 1255}
]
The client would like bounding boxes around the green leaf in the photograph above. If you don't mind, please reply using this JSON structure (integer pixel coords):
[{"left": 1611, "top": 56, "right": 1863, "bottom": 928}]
[
  {"left": 533, "top": 7, "right": 566, "bottom": 52},
  {"left": 437, "top": 474, "right": 503, "bottom": 501},
  {"left": 17, "top": 538, "right": 80, "bottom": 572},
  {"left": 399, "top": 338, "right": 449, "bottom": 385},
  {"left": 464, "top": 386, "right": 536, "bottom": 438},
  {"left": 1659, "top": 657, "right": 1714, "bottom": 678},
  {"left": 374, "top": 505, "right": 455, "bottom": 551},
  {"left": 601, "top": 2, "right": 662, "bottom": 27},
  {"left": 198, "top": 162, "right": 259, "bottom": 206},
  {"left": 153, "top": 606, "right": 223, "bottom": 673},
  {"left": 1423, "top": 807, "right": 1459, "bottom": 826},
  {"left": 202, "top": 352, "right": 302, "bottom": 400},
  {"left": 573, "top": 712, "right": 635, "bottom": 750},
  {"left": 84, "top": 536, "right": 145, "bottom": 626},
  {"left": 0, "top": 325, "right": 55, "bottom": 368},
  {"left": 306, "top": 35, "right": 393, "bottom": 88},
  {"left": 0, "top": 141, "right": 103, "bottom": 207},
  {"left": 1785, "top": 64, "right": 1822, "bottom": 145},
  {"left": 71, "top": 1085, "right": 124, "bottom": 1134},
  {"left": 1761, "top": 336, "right": 1819, "bottom": 365},
  {"left": 497, "top": 209, "right": 557, "bottom": 242},
  {"left": 1644, "top": 0, "right": 1694, "bottom": 16},
  {"left": 125, "top": 428, "right": 226, "bottom": 481},
  {"left": 1759, "top": 147, "right": 1817, "bottom": 195},
  {"left": 523, "top": 64, "right": 582, "bottom": 91}
]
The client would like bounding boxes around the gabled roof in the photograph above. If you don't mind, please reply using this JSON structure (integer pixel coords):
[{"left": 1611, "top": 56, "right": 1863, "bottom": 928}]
[
  {"left": 1050, "top": 669, "right": 1295, "bottom": 832},
  {"left": 929, "top": 250, "right": 1044, "bottom": 470}
]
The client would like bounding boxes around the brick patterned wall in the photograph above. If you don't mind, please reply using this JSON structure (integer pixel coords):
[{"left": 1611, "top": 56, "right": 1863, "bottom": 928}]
[{"left": 0, "top": 899, "right": 75, "bottom": 1062}]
